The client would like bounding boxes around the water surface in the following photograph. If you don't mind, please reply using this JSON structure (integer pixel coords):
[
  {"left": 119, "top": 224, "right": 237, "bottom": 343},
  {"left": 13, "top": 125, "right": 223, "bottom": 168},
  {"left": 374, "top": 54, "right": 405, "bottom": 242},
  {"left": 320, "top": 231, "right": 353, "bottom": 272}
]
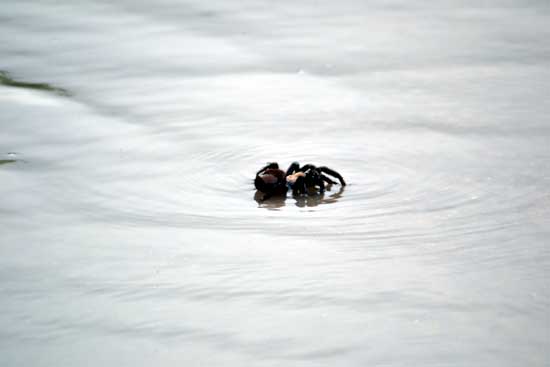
[{"left": 1, "top": 1, "right": 549, "bottom": 366}]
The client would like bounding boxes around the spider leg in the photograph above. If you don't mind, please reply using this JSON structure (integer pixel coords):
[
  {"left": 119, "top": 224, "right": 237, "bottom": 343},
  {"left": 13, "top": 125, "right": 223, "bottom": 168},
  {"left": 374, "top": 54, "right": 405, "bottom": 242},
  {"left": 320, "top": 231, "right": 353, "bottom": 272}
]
[
  {"left": 298, "top": 164, "right": 316, "bottom": 173},
  {"left": 285, "top": 162, "right": 300, "bottom": 177},
  {"left": 321, "top": 174, "right": 337, "bottom": 185},
  {"left": 316, "top": 173, "right": 325, "bottom": 193},
  {"left": 302, "top": 168, "right": 324, "bottom": 194},
  {"left": 318, "top": 166, "right": 346, "bottom": 186},
  {"left": 256, "top": 162, "right": 279, "bottom": 176},
  {"left": 292, "top": 175, "right": 307, "bottom": 196}
]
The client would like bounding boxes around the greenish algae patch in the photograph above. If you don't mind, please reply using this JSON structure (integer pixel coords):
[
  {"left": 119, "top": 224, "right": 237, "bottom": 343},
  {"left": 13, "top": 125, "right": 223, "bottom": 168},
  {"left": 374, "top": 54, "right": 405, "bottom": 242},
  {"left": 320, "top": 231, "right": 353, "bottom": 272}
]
[
  {"left": 0, "top": 159, "right": 17, "bottom": 165},
  {"left": 0, "top": 70, "right": 70, "bottom": 96}
]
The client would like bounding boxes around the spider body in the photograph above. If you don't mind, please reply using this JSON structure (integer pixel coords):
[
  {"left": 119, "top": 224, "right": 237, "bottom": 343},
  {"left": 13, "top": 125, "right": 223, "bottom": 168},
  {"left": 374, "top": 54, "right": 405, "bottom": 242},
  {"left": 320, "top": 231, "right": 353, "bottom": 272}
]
[
  {"left": 254, "top": 163, "right": 288, "bottom": 197},
  {"left": 255, "top": 162, "right": 346, "bottom": 200}
]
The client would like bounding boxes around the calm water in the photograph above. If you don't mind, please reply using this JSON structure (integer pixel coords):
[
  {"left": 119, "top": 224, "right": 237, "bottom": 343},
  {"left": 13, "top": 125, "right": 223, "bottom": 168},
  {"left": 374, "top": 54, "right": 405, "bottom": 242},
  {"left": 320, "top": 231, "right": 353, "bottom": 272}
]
[{"left": 1, "top": 1, "right": 549, "bottom": 365}]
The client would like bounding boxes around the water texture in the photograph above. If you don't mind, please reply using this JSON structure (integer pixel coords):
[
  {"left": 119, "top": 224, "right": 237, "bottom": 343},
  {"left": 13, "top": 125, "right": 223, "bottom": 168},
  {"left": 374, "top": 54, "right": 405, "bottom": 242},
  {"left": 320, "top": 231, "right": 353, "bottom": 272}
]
[{"left": 1, "top": 1, "right": 549, "bottom": 366}]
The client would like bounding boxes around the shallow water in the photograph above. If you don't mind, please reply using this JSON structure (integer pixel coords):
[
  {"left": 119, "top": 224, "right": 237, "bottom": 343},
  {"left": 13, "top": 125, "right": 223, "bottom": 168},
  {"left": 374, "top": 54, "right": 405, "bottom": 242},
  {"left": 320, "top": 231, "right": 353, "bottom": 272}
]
[{"left": 1, "top": 0, "right": 549, "bottom": 366}]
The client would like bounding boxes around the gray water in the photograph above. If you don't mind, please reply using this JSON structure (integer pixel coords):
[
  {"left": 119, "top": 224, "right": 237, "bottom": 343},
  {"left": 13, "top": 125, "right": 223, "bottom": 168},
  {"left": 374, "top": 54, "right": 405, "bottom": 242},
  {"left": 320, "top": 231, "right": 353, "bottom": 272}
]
[{"left": 1, "top": 0, "right": 549, "bottom": 366}]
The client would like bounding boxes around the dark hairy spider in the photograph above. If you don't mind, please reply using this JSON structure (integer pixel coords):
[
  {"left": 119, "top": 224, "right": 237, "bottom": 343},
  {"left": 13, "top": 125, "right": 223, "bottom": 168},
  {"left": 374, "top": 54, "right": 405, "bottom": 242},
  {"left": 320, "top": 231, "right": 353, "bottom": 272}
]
[{"left": 254, "top": 162, "right": 346, "bottom": 200}]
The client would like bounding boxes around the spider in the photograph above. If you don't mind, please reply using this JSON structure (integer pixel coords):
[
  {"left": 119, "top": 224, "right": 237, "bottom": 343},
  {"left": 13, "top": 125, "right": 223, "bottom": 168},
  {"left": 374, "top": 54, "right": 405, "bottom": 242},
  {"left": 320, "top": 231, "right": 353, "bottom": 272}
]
[{"left": 254, "top": 162, "right": 346, "bottom": 200}]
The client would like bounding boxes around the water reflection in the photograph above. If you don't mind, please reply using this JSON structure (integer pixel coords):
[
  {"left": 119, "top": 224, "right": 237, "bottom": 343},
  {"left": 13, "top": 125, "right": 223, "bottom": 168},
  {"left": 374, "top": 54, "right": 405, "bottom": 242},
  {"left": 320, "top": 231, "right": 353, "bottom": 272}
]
[{"left": 254, "top": 185, "right": 345, "bottom": 210}]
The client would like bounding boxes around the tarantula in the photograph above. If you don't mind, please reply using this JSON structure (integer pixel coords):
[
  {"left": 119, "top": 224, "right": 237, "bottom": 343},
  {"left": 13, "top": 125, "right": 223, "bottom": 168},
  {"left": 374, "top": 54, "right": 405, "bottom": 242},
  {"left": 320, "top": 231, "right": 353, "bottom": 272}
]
[{"left": 254, "top": 162, "right": 346, "bottom": 199}]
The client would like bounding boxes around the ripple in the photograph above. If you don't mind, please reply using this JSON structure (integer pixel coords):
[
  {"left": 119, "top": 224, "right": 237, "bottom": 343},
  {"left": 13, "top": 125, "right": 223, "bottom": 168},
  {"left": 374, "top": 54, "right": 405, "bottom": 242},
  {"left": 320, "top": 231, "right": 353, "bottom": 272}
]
[
  {"left": 1, "top": 29, "right": 543, "bottom": 254},
  {"left": 27, "top": 119, "right": 537, "bottom": 251}
]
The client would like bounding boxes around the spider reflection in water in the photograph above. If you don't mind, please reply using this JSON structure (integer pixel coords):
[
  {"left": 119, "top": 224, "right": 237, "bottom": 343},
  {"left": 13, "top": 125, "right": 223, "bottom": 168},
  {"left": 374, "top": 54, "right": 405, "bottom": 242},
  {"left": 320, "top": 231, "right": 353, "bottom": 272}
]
[{"left": 254, "top": 184, "right": 345, "bottom": 209}]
